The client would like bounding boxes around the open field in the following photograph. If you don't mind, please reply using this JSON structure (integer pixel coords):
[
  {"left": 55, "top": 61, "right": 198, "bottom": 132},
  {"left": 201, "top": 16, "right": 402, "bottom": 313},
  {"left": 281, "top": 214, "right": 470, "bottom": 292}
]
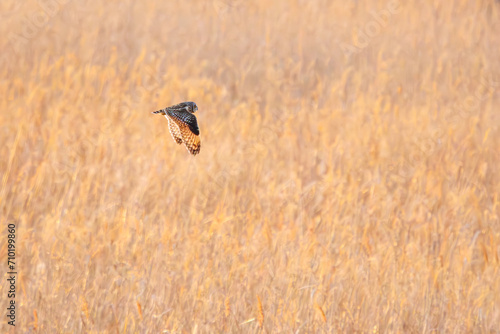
[{"left": 1, "top": 0, "right": 500, "bottom": 332}]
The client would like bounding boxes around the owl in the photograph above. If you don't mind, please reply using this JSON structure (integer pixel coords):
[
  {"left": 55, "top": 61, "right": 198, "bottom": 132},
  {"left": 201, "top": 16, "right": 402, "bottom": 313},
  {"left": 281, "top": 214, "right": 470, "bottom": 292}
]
[{"left": 152, "top": 102, "right": 201, "bottom": 155}]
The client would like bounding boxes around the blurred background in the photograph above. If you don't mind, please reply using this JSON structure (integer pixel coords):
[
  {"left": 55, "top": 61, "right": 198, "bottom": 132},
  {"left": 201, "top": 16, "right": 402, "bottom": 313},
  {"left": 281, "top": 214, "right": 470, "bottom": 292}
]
[{"left": 1, "top": 0, "right": 499, "bottom": 332}]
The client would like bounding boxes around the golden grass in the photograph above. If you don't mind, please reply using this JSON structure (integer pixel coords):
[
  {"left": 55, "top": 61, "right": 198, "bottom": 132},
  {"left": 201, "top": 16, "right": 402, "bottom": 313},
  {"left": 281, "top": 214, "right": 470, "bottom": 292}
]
[{"left": 1, "top": 0, "right": 500, "bottom": 332}]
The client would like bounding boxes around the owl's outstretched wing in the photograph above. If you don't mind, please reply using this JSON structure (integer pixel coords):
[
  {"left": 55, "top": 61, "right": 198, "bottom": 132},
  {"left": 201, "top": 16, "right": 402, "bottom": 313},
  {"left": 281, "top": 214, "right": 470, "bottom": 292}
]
[
  {"left": 166, "top": 110, "right": 201, "bottom": 155},
  {"left": 166, "top": 116, "right": 183, "bottom": 144}
]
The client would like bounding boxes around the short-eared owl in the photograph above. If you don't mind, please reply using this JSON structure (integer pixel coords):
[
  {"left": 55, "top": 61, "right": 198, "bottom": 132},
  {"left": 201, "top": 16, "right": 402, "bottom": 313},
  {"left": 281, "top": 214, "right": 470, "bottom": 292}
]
[{"left": 152, "top": 102, "right": 201, "bottom": 155}]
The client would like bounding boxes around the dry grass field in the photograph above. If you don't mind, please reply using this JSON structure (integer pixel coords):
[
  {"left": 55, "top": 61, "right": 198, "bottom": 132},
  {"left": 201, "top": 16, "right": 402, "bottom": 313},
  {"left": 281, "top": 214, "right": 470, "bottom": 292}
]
[{"left": 1, "top": 0, "right": 500, "bottom": 332}]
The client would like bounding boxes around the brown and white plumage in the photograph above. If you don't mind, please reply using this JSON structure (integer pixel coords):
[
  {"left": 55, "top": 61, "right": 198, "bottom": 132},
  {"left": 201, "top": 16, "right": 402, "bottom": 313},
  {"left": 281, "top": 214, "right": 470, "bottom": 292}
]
[
  {"left": 152, "top": 102, "right": 201, "bottom": 155},
  {"left": 166, "top": 116, "right": 183, "bottom": 144}
]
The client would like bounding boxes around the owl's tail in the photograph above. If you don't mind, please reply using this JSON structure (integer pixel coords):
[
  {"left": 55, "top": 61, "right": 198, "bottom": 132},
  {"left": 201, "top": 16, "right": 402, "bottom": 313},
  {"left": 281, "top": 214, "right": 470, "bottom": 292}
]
[{"left": 152, "top": 109, "right": 166, "bottom": 115}]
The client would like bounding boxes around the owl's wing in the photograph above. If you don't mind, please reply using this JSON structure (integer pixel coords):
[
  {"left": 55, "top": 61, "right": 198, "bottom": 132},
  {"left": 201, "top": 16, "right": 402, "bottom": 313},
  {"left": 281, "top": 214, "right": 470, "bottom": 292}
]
[
  {"left": 165, "top": 115, "right": 183, "bottom": 144},
  {"left": 167, "top": 110, "right": 201, "bottom": 155}
]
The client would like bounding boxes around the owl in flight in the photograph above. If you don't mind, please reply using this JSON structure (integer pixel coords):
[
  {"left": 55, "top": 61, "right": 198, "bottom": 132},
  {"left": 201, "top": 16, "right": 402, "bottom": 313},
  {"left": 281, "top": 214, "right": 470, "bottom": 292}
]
[{"left": 152, "top": 102, "right": 201, "bottom": 155}]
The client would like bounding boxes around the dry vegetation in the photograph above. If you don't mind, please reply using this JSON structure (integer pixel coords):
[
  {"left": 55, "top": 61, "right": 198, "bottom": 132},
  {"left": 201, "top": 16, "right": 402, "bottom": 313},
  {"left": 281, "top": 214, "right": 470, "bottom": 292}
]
[{"left": 1, "top": 0, "right": 500, "bottom": 332}]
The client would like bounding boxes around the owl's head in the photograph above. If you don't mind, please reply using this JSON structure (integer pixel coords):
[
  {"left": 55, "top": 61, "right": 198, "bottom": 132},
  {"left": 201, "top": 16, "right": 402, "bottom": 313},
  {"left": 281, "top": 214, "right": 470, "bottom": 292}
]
[{"left": 184, "top": 101, "right": 198, "bottom": 113}]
